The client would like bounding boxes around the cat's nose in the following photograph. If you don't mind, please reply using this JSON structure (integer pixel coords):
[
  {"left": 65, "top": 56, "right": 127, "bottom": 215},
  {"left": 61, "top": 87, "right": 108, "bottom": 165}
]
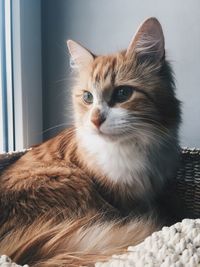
[
  {"left": 91, "top": 116, "right": 106, "bottom": 128},
  {"left": 91, "top": 109, "right": 106, "bottom": 129}
]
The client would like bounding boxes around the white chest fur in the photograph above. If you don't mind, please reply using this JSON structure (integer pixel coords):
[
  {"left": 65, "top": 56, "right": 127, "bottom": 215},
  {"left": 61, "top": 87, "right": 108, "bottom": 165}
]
[{"left": 77, "top": 130, "right": 153, "bottom": 194}]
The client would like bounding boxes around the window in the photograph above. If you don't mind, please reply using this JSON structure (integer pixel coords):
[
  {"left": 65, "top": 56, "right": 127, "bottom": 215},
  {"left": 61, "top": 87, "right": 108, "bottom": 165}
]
[
  {"left": 0, "top": 0, "right": 14, "bottom": 152},
  {"left": 0, "top": 0, "right": 42, "bottom": 153}
]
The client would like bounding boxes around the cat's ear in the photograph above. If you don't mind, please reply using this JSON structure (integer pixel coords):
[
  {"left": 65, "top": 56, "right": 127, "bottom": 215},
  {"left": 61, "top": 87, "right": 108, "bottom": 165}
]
[
  {"left": 67, "top": 40, "right": 94, "bottom": 70},
  {"left": 126, "top": 17, "right": 165, "bottom": 62}
]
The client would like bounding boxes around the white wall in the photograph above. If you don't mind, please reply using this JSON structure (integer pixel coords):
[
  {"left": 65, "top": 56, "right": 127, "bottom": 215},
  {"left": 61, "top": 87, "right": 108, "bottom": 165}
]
[{"left": 42, "top": 0, "right": 200, "bottom": 147}]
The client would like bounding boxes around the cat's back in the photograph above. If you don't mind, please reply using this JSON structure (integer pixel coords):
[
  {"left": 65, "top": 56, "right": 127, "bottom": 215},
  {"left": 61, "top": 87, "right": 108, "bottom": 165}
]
[
  {"left": 0, "top": 128, "right": 99, "bottom": 229},
  {"left": 0, "top": 128, "right": 75, "bottom": 184}
]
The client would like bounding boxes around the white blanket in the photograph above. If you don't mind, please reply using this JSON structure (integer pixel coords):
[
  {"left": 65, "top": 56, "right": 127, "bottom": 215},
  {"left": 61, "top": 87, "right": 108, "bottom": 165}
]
[{"left": 96, "top": 219, "right": 200, "bottom": 267}]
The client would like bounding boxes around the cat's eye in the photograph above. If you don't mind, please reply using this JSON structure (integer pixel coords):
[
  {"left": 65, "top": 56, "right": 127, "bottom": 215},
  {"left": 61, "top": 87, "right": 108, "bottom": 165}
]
[
  {"left": 83, "top": 91, "right": 93, "bottom": 104},
  {"left": 113, "top": 86, "right": 134, "bottom": 103}
]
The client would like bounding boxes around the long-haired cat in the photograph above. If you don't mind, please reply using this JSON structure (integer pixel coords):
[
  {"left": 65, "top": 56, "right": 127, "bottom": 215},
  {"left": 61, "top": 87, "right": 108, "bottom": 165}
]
[{"left": 0, "top": 18, "right": 181, "bottom": 266}]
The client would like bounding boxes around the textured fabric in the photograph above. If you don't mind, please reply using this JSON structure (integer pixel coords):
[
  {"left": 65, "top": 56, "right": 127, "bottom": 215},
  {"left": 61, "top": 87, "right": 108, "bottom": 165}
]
[{"left": 96, "top": 219, "right": 200, "bottom": 267}]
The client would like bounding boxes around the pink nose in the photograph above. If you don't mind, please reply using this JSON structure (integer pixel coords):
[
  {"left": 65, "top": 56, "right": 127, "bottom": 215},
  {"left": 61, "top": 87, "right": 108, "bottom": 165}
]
[
  {"left": 91, "top": 110, "right": 106, "bottom": 128},
  {"left": 91, "top": 116, "right": 106, "bottom": 128}
]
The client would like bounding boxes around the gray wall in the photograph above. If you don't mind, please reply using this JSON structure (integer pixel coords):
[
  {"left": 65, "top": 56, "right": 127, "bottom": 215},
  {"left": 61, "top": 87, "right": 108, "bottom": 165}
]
[
  {"left": 42, "top": 0, "right": 200, "bottom": 147},
  {"left": 13, "top": 0, "right": 43, "bottom": 150}
]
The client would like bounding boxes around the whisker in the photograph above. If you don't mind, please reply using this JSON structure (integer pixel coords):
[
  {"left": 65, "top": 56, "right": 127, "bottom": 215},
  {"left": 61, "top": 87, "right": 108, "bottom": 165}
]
[{"left": 42, "top": 123, "right": 73, "bottom": 135}]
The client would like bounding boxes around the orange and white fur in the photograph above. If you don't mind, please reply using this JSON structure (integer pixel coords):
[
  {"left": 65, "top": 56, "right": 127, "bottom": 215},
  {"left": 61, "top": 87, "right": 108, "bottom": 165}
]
[{"left": 0, "top": 18, "right": 181, "bottom": 266}]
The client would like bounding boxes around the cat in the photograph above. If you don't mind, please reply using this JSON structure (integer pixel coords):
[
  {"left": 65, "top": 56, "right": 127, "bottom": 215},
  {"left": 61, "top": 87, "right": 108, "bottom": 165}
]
[{"left": 0, "top": 17, "right": 181, "bottom": 267}]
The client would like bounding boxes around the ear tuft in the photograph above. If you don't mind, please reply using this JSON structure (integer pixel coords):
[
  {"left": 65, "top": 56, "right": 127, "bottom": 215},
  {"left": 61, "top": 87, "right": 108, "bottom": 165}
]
[
  {"left": 67, "top": 40, "right": 94, "bottom": 69},
  {"left": 126, "top": 17, "right": 165, "bottom": 62}
]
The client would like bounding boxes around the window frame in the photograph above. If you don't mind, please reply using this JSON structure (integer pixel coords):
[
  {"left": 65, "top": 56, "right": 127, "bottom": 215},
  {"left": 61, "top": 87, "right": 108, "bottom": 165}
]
[{"left": 0, "top": 0, "right": 43, "bottom": 153}]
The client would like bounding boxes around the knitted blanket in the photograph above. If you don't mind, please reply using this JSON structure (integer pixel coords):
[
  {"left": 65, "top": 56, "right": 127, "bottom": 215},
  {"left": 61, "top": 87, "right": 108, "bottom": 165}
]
[
  {"left": 96, "top": 219, "right": 200, "bottom": 267},
  {"left": 1, "top": 219, "right": 200, "bottom": 267}
]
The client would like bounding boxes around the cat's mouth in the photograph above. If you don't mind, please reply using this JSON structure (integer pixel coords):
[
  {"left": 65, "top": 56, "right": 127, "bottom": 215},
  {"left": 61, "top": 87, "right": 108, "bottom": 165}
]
[{"left": 91, "top": 126, "right": 127, "bottom": 140}]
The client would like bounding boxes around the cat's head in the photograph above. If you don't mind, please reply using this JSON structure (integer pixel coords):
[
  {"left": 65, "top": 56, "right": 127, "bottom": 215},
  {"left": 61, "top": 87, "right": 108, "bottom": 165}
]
[{"left": 67, "top": 17, "right": 181, "bottom": 144}]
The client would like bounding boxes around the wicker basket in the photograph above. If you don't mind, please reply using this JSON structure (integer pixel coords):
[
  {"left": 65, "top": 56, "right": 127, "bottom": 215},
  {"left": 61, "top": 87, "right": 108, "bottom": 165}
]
[
  {"left": 0, "top": 148, "right": 200, "bottom": 218},
  {"left": 176, "top": 148, "right": 200, "bottom": 218}
]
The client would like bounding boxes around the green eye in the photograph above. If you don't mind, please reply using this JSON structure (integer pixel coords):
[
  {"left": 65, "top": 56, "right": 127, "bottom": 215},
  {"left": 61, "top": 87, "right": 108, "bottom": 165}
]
[
  {"left": 83, "top": 91, "right": 93, "bottom": 104},
  {"left": 113, "top": 86, "right": 134, "bottom": 103}
]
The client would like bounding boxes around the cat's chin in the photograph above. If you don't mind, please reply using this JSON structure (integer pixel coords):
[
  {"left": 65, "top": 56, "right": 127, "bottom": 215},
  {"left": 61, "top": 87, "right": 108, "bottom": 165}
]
[{"left": 87, "top": 126, "right": 130, "bottom": 142}]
